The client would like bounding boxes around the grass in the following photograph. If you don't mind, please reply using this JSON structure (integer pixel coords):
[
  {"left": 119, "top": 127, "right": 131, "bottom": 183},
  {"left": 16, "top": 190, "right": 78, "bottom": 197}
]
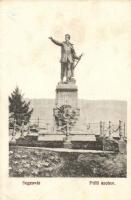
[{"left": 9, "top": 146, "right": 126, "bottom": 177}]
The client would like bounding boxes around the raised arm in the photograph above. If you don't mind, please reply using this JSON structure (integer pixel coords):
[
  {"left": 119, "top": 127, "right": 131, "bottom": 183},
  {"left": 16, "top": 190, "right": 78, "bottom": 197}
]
[{"left": 49, "top": 37, "right": 62, "bottom": 46}]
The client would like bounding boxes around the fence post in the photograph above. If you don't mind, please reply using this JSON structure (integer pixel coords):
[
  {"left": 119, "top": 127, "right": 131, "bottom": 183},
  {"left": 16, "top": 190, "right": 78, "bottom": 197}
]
[
  {"left": 21, "top": 120, "right": 24, "bottom": 137},
  {"left": 102, "top": 122, "right": 105, "bottom": 151},
  {"left": 100, "top": 121, "right": 103, "bottom": 136},
  {"left": 37, "top": 117, "right": 39, "bottom": 132},
  {"left": 102, "top": 122, "right": 105, "bottom": 136},
  {"left": 109, "top": 121, "right": 112, "bottom": 139},
  {"left": 119, "top": 120, "right": 123, "bottom": 140},
  {"left": 28, "top": 121, "right": 30, "bottom": 135}
]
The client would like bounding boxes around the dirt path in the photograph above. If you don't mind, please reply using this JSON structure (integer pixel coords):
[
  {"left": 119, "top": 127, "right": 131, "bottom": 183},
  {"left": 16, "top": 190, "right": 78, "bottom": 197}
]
[{"left": 16, "top": 145, "right": 114, "bottom": 153}]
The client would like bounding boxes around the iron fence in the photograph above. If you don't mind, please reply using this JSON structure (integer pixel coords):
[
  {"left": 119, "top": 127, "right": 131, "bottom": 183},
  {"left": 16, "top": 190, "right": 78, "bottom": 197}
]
[{"left": 9, "top": 118, "right": 126, "bottom": 140}]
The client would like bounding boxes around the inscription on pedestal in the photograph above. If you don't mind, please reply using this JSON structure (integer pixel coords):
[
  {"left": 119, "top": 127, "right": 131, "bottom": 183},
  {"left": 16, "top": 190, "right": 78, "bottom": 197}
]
[{"left": 55, "top": 82, "right": 78, "bottom": 108}]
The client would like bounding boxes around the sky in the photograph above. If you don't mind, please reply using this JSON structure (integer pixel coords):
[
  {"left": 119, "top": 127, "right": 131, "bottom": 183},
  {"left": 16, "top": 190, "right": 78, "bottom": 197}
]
[{"left": 0, "top": 0, "right": 131, "bottom": 100}]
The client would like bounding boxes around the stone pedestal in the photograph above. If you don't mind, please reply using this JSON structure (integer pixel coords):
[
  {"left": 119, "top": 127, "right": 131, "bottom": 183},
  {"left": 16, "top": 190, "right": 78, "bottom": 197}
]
[
  {"left": 55, "top": 82, "right": 78, "bottom": 108},
  {"left": 118, "top": 139, "right": 126, "bottom": 154},
  {"left": 53, "top": 81, "right": 80, "bottom": 148}
]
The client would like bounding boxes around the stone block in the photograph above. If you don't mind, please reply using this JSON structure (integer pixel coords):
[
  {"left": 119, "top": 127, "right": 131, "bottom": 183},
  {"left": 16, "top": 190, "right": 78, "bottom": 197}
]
[{"left": 55, "top": 82, "right": 78, "bottom": 108}]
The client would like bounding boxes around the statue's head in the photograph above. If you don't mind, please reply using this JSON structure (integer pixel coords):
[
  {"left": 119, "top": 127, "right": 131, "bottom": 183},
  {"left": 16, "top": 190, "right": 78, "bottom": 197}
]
[{"left": 65, "top": 34, "right": 70, "bottom": 42}]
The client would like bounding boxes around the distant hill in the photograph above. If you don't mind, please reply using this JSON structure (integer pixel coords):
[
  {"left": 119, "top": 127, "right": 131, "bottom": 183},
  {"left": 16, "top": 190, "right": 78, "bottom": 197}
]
[{"left": 27, "top": 99, "right": 127, "bottom": 125}]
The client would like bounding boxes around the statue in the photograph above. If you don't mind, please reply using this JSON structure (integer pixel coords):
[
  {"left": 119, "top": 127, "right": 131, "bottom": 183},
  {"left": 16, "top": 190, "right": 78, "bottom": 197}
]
[{"left": 49, "top": 34, "right": 83, "bottom": 83}]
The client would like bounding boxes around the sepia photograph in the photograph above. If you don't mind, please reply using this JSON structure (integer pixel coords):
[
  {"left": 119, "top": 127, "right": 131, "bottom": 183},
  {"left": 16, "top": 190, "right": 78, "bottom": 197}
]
[
  {"left": 0, "top": 0, "right": 131, "bottom": 199},
  {"left": 8, "top": 15, "right": 127, "bottom": 178}
]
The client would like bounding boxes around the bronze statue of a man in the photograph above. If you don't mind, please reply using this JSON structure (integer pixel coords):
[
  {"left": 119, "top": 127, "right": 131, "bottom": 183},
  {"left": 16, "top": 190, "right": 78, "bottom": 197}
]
[{"left": 49, "top": 34, "right": 81, "bottom": 82}]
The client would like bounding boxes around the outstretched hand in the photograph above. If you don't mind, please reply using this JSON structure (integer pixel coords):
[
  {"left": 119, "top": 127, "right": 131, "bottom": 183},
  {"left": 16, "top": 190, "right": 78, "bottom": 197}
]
[{"left": 49, "top": 37, "right": 53, "bottom": 40}]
